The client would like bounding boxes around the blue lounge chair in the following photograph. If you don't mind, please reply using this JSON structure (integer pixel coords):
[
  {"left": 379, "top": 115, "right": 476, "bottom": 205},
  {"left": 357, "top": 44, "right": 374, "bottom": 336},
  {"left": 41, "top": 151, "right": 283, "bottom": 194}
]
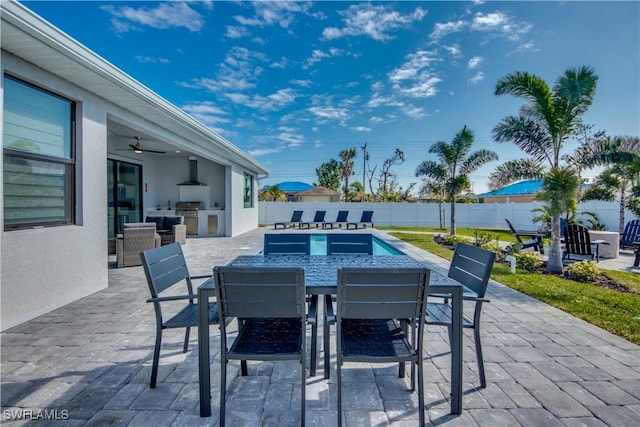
[
  {"left": 274, "top": 210, "right": 303, "bottom": 229},
  {"left": 300, "top": 210, "right": 327, "bottom": 229},
  {"left": 324, "top": 210, "right": 349, "bottom": 229},
  {"left": 346, "top": 210, "right": 374, "bottom": 229}
]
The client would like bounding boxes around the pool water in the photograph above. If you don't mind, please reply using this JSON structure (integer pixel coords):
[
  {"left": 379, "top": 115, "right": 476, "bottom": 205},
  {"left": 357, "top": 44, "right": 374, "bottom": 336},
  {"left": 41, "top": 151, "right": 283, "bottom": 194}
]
[{"left": 310, "top": 234, "right": 403, "bottom": 256}]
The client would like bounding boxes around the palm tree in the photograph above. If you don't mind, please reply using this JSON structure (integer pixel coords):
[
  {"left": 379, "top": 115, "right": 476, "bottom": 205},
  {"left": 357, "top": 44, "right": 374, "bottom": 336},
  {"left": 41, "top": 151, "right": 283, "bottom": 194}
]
[
  {"left": 415, "top": 126, "right": 498, "bottom": 235},
  {"left": 573, "top": 135, "right": 640, "bottom": 230},
  {"left": 259, "top": 185, "right": 287, "bottom": 202},
  {"left": 339, "top": 148, "right": 357, "bottom": 200},
  {"left": 493, "top": 66, "right": 598, "bottom": 274}
]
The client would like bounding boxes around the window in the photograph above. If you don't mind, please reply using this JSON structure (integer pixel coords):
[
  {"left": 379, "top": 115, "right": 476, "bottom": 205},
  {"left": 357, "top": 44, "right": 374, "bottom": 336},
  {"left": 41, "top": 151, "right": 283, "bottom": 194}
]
[
  {"left": 3, "top": 75, "right": 76, "bottom": 230},
  {"left": 243, "top": 173, "right": 254, "bottom": 208}
]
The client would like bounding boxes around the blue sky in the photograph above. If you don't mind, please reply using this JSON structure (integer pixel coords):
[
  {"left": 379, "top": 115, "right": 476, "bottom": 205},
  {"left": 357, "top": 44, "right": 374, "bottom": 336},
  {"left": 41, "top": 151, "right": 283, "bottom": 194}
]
[{"left": 23, "top": 1, "right": 640, "bottom": 194}]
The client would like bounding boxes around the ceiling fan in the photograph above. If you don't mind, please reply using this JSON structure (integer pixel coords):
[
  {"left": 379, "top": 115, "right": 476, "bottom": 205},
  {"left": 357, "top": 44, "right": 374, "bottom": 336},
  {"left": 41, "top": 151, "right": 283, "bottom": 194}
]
[{"left": 116, "top": 136, "right": 166, "bottom": 154}]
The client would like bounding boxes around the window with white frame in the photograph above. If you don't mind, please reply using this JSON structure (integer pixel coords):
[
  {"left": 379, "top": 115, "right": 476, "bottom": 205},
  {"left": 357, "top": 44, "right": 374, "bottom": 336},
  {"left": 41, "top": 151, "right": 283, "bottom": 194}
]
[
  {"left": 3, "top": 75, "right": 76, "bottom": 230},
  {"left": 243, "top": 172, "right": 254, "bottom": 208}
]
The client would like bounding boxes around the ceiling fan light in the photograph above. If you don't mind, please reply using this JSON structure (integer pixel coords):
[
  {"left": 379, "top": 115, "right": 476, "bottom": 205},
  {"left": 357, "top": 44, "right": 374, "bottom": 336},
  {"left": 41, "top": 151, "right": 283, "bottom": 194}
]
[{"left": 134, "top": 147, "right": 142, "bottom": 154}]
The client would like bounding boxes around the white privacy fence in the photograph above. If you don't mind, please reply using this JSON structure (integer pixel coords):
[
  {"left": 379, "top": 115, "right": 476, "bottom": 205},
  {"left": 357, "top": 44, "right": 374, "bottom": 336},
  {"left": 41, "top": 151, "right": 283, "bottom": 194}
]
[{"left": 259, "top": 201, "right": 635, "bottom": 233}]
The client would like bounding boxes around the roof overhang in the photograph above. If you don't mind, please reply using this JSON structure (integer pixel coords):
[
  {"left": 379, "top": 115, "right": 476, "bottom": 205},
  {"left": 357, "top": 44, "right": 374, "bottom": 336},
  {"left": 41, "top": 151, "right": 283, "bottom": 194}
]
[{"left": 1, "top": 0, "right": 269, "bottom": 175}]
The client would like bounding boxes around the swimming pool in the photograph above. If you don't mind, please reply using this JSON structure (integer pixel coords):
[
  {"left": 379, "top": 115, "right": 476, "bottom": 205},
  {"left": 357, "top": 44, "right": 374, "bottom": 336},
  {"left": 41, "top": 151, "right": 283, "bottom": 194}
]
[{"left": 310, "top": 234, "right": 403, "bottom": 255}]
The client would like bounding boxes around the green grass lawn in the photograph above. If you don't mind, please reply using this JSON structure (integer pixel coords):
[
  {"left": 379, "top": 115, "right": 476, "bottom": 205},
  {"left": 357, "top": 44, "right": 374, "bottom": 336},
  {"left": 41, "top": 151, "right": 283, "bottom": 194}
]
[{"left": 389, "top": 230, "right": 640, "bottom": 345}]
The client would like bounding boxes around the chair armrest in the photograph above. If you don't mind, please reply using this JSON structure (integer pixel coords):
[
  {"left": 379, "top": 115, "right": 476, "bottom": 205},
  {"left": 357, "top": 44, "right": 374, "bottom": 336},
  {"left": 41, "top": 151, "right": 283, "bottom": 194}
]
[
  {"left": 463, "top": 296, "right": 490, "bottom": 303},
  {"left": 146, "top": 294, "right": 197, "bottom": 303},
  {"left": 190, "top": 274, "right": 213, "bottom": 280}
]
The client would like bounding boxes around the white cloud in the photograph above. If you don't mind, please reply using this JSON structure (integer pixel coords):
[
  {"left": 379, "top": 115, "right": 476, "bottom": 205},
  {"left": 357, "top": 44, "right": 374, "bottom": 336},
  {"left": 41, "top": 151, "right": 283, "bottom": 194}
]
[
  {"left": 225, "top": 88, "right": 298, "bottom": 112},
  {"left": 388, "top": 49, "right": 442, "bottom": 98},
  {"left": 249, "top": 147, "right": 283, "bottom": 156},
  {"left": 308, "top": 106, "right": 350, "bottom": 121},
  {"left": 101, "top": 2, "right": 206, "bottom": 33},
  {"left": 277, "top": 127, "right": 305, "bottom": 147},
  {"left": 401, "top": 106, "right": 426, "bottom": 119},
  {"left": 513, "top": 41, "right": 539, "bottom": 54},
  {"left": 468, "top": 72, "right": 485, "bottom": 84},
  {"left": 429, "top": 20, "right": 466, "bottom": 40},
  {"left": 290, "top": 79, "right": 312, "bottom": 87},
  {"left": 322, "top": 3, "right": 426, "bottom": 41},
  {"left": 181, "top": 101, "right": 230, "bottom": 128},
  {"left": 233, "top": 1, "right": 313, "bottom": 29},
  {"left": 467, "top": 56, "right": 483, "bottom": 69},
  {"left": 135, "top": 56, "right": 169, "bottom": 64},
  {"left": 442, "top": 44, "right": 463, "bottom": 57},
  {"left": 305, "top": 49, "right": 331, "bottom": 68},
  {"left": 350, "top": 126, "right": 372, "bottom": 132},
  {"left": 471, "top": 12, "right": 532, "bottom": 41},
  {"left": 225, "top": 25, "right": 249, "bottom": 39}
]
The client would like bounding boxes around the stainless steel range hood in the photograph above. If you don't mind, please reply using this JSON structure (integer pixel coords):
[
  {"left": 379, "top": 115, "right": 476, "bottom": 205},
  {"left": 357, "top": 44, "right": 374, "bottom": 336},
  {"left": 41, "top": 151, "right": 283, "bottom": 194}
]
[{"left": 178, "top": 158, "right": 207, "bottom": 186}]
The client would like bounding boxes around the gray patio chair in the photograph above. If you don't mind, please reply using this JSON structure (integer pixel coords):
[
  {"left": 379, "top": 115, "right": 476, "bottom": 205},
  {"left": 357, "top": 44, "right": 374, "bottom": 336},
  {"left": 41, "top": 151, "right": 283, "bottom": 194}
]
[
  {"left": 426, "top": 242, "right": 496, "bottom": 388},
  {"left": 264, "top": 233, "right": 311, "bottom": 255},
  {"left": 214, "top": 266, "right": 308, "bottom": 427},
  {"left": 274, "top": 210, "right": 304, "bottom": 229},
  {"left": 140, "top": 243, "right": 225, "bottom": 388},
  {"left": 327, "top": 233, "right": 373, "bottom": 255},
  {"left": 263, "top": 233, "right": 320, "bottom": 376},
  {"left": 336, "top": 267, "right": 430, "bottom": 427}
]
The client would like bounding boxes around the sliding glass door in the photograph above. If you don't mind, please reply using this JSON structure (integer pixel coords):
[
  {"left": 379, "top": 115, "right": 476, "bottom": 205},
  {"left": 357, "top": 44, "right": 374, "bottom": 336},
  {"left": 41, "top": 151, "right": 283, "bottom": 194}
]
[{"left": 107, "top": 159, "right": 142, "bottom": 238}]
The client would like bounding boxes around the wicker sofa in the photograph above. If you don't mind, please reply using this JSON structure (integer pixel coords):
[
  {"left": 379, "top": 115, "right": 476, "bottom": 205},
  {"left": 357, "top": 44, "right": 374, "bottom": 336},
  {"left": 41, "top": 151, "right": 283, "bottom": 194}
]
[
  {"left": 116, "top": 223, "right": 161, "bottom": 268},
  {"left": 145, "top": 215, "right": 187, "bottom": 245}
]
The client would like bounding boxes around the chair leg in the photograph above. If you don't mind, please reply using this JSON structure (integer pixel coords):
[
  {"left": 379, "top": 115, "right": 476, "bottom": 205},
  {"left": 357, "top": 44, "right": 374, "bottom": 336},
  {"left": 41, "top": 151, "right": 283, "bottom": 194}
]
[
  {"left": 220, "top": 353, "right": 227, "bottom": 427},
  {"left": 150, "top": 328, "right": 162, "bottom": 388},
  {"left": 337, "top": 357, "right": 343, "bottom": 427},
  {"left": 310, "top": 301, "right": 318, "bottom": 377},
  {"left": 418, "top": 356, "right": 425, "bottom": 427},
  {"left": 474, "top": 326, "right": 486, "bottom": 388},
  {"left": 236, "top": 319, "right": 249, "bottom": 376},
  {"left": 183, "top": 327, "right": 190, "bottom": 353}
]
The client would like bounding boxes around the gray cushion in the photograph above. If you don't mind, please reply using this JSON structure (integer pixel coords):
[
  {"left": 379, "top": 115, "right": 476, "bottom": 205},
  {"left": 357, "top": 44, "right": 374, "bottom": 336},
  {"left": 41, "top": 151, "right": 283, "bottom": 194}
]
[{"left": 124, "top": 222, "right": 156, "bottom": 228}]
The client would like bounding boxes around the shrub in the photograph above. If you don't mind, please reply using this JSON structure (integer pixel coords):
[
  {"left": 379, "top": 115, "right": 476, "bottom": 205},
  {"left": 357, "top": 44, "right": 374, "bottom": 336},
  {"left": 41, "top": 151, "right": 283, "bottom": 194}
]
[
  {"left": 480, "top": 242, "right": 504, "bottom": 260},
  {"left": 474, "top": 231, "right": 497, "bottom": 246},
  {"left": 515, "top": 251, "right": 543, "bottom": 272},
  {"left": 444, "top": 234, "right": 472, "bottom": 246},
  {"left": 505, "top": 242, "right": 522, "bottom": 256},
  {"left": 564, "top": 261, "right": 600, "bottom": 283}
]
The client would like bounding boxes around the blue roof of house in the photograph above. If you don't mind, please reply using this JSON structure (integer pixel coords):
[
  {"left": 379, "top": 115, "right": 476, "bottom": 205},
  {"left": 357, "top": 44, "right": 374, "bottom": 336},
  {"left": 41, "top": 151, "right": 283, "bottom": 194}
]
[
  {"left": 263, "top": 181, "right": 313, "bottom": 192},
  {"left": 477, "top": 179, "right": 590, "bottom": 197},
  {"left": 476, "top": 179, "right": 543, "bottom": 197}
]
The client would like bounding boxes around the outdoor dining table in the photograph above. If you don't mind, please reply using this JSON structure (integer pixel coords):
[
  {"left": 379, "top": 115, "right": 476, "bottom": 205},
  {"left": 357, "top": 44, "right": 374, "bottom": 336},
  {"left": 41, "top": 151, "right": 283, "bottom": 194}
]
[{"left": 197, "top": 254, "right": 464, "bottom": 417}]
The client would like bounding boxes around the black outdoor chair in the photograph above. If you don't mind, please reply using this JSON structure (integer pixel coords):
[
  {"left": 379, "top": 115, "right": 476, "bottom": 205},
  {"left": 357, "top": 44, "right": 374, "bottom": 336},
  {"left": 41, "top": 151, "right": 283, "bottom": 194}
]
[
  {"left": 426, "top": 242, "right": 496, "bottom": 388},
  {"left": 323, "top": 210, "right": 349, "bottom": 229},
  {"left": 563, "top": 223, "right": 606, "bottom": 263},
  {"left": 620, "top": 219, "right": 640, "bottom": 250},
  {"left": 140, "top": 243, "right": 222, "bottom": 388},
  {"left": 214, "top": 266, "right": 308, "bottom": 427},
  {"left": 336, "top": 267, "right": 430, "bottom": 427},
  {"left": 327, "top": 233, "right": 373, "bottom": 255},
  {"left": 274, "top": 210, "right": 304, "bottom": 229},
  {"left": 505, "top": 218, "right": 544, "bottom": 254},
  {"left": 346, "top": 210, "right": 374, "bottom": 229}
]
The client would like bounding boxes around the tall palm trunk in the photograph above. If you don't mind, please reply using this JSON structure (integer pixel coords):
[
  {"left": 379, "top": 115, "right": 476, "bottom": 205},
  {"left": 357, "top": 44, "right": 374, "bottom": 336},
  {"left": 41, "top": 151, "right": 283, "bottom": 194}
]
[
  {"left": 450, "top": 197, "right": 456, "bottom": 235},
  {"left": 547, "top": 215, "right": 564, "bottom": 274}
]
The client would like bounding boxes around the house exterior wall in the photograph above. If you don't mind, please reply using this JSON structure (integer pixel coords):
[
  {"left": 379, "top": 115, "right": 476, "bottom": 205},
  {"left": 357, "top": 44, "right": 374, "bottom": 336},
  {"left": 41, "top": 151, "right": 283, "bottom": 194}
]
[
  {"left": 2, "top": 52, "right": 108, "bottom": 330},
  {"left": 297, "top": 195, "right": 340, "bottom": 203},
  {"left": 477, "top": 195, "right": 537, "bottom": 203},
  {"left": 226, "top": 164, "right": 259, "bottom": 236}
]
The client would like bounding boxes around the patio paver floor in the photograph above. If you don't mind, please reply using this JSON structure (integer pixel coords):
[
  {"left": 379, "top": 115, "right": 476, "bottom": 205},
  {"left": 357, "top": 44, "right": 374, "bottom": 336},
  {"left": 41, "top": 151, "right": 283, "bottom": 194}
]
[{"left": 1, "top": 228, "right": 638, "bottom": 426}]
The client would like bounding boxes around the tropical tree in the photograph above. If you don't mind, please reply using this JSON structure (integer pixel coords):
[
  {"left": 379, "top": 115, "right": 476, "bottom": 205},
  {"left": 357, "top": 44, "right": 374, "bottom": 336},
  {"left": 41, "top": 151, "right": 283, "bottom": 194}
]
[
  {"left": 415, "top": 126, "right": 498, "bottom": 235},
  {"left": 346, "top": 181, "right": 365, "bottom": 202},
  {"left": 418, "top": 175, "right": 447, "bottom": 229},
  {"left": 259, "top": 185, "right": 287, "bottom": 202},
  {"left": 492, "top": 66, "right": 598, "bottom": 274},
  {"left": 314, "top": 159, "right": 341, "bottom": 191},
  {"left": 573, "top": 135, "right": 640, "bottom": 230},
  {"left": 339, "top": 148, "right": 357, "bottom": 200}
]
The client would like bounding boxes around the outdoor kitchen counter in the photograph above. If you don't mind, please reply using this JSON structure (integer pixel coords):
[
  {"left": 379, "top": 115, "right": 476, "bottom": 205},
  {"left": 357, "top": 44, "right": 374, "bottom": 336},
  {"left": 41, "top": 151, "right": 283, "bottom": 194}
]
[{"left": 147, "top": 209, "right": 226, "bottom": 236}]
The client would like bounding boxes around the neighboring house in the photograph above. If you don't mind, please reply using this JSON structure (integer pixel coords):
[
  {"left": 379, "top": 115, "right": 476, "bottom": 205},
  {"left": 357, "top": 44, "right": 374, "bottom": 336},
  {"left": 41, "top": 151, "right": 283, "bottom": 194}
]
[
  {"left": 475, "top": 179, "right": 590, "bottom": 203},
  {"left": 263, "top": 181, "right": 312, "bottom": 202},
  {"left": 296, "top": 186, "right": 341, "bottom": 202},
  {"left": 1, "top": 1, "right": 268, "bottom": 330}
]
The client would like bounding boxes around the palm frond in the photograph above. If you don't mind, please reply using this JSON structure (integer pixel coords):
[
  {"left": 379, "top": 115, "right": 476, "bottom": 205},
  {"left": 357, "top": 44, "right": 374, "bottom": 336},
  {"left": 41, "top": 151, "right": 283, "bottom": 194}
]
[
  {"left": 487, "top": 158, "right": 544, "bottom": 190},
  {"left": 460, "top": 149, "right": 499, "bottom": 175},
  {"left": 492, "top": 116, "right": 554, "bottom": 165}
]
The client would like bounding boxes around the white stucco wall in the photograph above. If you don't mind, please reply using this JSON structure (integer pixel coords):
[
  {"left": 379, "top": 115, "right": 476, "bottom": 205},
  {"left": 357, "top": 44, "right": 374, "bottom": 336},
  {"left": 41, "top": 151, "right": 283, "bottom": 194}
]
[
  {"left": 226, "top": 165, "right": 259, "bottom": 237},
  {"left": 1, "top": 53, "right": 108, "bottom": 330}
]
